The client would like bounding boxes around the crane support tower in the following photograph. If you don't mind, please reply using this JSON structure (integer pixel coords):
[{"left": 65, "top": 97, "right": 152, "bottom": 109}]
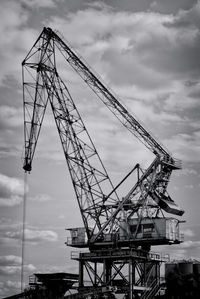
[{"left": 22, "top": 27, "right": 184, "bottom": 299}]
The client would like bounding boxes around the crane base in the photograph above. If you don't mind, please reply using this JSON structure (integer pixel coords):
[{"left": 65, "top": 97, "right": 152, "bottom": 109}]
[{"left": 69, "top": 248, "right": 167, "bottom": 299}]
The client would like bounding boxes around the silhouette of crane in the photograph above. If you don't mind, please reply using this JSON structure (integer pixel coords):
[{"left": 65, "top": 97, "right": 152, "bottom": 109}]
[{"left": 22, "top": 27, "right": 184, "bottom": 298}]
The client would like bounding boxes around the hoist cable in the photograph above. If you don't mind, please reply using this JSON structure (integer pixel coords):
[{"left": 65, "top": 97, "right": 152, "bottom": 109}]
[{"left": 21, "top": 172, "right": 27, "bottom": 292}]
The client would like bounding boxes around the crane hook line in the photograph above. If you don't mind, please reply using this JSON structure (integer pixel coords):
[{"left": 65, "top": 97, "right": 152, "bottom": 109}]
[{"left": 21, "top": 172, "right": 27, "bottom": 292}]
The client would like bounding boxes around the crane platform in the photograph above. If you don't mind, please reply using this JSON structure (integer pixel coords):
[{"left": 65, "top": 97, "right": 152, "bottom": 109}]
[
  {"left": 66, "top": 217, "right": 184, "bottom": 250},
  {"left": 70, "top": 248, "right": 168, "bottom": 262}
]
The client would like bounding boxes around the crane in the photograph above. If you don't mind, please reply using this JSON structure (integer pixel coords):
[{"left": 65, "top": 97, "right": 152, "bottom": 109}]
[
  {"left": 22, "top": 27, "right": 185, "bottom": 299},
  {"left": 22, "top": 27, "right": 184, "bottom": 251}
]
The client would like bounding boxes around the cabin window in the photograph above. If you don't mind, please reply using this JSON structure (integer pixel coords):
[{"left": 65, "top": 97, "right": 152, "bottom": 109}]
[
  {"left": 71, "top": 230, "right": 78, "bottom": 238},
  {"left": 143, "top": 223, "right": 155, "bottom": 233}
]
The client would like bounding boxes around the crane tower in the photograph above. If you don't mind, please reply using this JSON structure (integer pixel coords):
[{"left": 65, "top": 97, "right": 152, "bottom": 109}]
[{"left": 22, "top": 27, "right": 184, "bottom": 299}]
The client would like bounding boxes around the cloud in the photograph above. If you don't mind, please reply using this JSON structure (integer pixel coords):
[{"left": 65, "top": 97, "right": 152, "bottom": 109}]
[
  {"left": 29, "top": 193, "right": 53, "bottom": 202},
  {"left": 0, "top": 106, "right": 23, "bottom": 130},
  {"left": 0, "top": 173, "right": 25, "bottom": 207},
  {"left": 164, "top": 132, "right": 200, "bottom": 162},
  {"left": 0, "top": 219, "right": 21, "bottom": 247},
  {"left": 25, "top": 228, "right": 58, "bottom": 242},
  {"left": 158, "top": 238, "right": 200, "bottom": 260},
  {"left": 0, "top": 218, "right": 21, "bottom": 231},
  {"left": 5, "top": 228, "right": 58, "bottom": 243},
  {"left": 180, "top": 240, "right": 200, "bottom": 249},
  {"left": 0, "top": 264, "right": 35, "bottom": 276},
  {"left": 169, "top": 249, "right": 188, "bottom": 260},
  {"left": 0, "top": 255, "right": 22, "bottom": 266},
  {"left": 48, "top": 5, "right": 200, "bottom": 83},
  {"left": 174, "top": 168, "right": 198, "bottom": 176},
  {"left": 0, "top": 2, "right": 199, "bottom": 171},
  {"left": 183, "top": 229, "right": 195, "bottom": 238},
  {"left": 44, "top": 3, "right": 200, "bottom": 167},
  {"left": 0, "top": 105, "right": 24, "bottom": 158},
  {"left": 4, "top": 1, "right": 197, "bottom": 173},
  {"left": 37, "top": 263, "right": 78, "bottom": 274},
  {"left": 185, "top": 184, "right": 195, "bottom": 189},
  {"left": 0, "top": 254, "right": 36, "bottom": 276},
  {"left": 169, "top": 1, "right": 200, "bottom": 30},
  {"left": 0, "top": 280, "right": 21, "bottom": 297},
  {"left": 0, "top": 1, "right": 38, "bottom": 86},
  {"left": 168, "top": 240, "right": 200, "bottom": 259},
  {"left": 20, "top": 0, "right": 56, "bottom": 9},
  {"left": 0, "top": 145, "right": 20, "bottom": 159}
]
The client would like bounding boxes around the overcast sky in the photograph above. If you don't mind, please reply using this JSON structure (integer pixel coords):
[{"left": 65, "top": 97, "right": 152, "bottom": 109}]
[{"left": 0, "top": 0, "right": 200, "bottom": 297}]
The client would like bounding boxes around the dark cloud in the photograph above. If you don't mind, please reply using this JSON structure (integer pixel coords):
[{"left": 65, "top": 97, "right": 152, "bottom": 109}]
[
  {"left": 20, "top": 0, "right": 55, "bottom": 9},
  {"left": 88, "top": 0, "right": 196, "bottom": 14},
  {"left": 0, "top": 255, "right": 21, "bottom": 266},
  {"left": 150, "top": 0, "right": 196, "bottom": 14},
  {"left": 0, "top": 146, "right": 20, "bottom": 159},
  {"left": 0, "top": 106, "right": 23, "bottom": 130}
]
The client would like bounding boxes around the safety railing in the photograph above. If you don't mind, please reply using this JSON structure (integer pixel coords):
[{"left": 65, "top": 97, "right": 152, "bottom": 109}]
[{"left": 70, "top": 249, "right": 170, "bottom": 262}]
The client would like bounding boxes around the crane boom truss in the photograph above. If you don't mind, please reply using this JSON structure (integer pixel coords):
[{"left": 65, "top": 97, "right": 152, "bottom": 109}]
[
  {"left": 45, "top": 28, "right": 170, "bottom": 159},
  {"left": 22, "top": 31, "right": 119, "bottom": 240}
]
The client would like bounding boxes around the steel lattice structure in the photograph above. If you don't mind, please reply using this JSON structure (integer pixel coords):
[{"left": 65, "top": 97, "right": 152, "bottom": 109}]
[{"left": 22, "top": 27, "right": 184, "bottom": 249}]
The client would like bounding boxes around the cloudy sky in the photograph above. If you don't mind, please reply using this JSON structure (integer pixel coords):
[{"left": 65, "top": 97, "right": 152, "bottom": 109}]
[{"left": 0, "top": 0, "right": 200, "bottom": 297}]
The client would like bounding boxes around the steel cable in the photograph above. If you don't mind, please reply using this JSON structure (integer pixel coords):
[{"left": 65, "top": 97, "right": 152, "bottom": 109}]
[{"left": 21, "top": 172, "right": 27, "bottom": 292}]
